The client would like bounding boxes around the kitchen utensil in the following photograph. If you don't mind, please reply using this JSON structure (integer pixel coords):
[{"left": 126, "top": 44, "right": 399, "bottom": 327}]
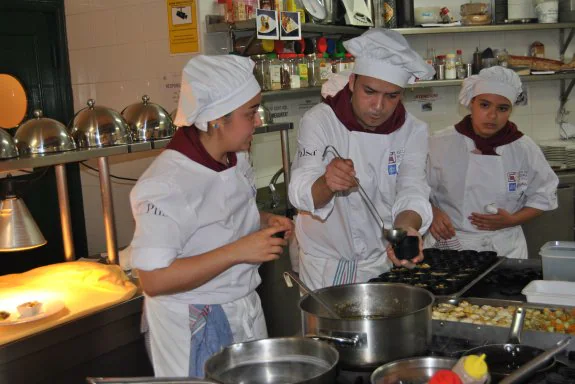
[
  {"left": 302, "top": 0, "right": 327, "bottom": 21},
  {"left": 370, "top": 356, "right": 458, "bottom": 384},
  {"left": 87, "top": 378, "right": 219, "bottom": 383},
  {"left": 463, "top": 307, "right": 556, "bottom": 381},
  {"left": 204, "top": 337, "right": 339, "bottom": 384},
  {"left": 283, "top": 271, "right": 341, "bottom": 319},
  {"left": 321, "top": 145, "right": 407, "bottom": 245},
  {"left": 258, "top": 103, "right": 273, "bottom": 126},
  {"left": 0, "top": 128, "right": 18, "bottom": 159},
  {"left": 14, "top": 110, "right": 77, "bottom": 155},
  {"left": 68, "top": 99, "right": 131, "bottom": 148},
  {"left": 121, "top": 95, "right": 175, "bottom": 142},
  {"left": 300, "top": 282, "right": 434, "bottom": 369},
  {"left": 499, "top": 337, "right": 571, "bottom": 384}
]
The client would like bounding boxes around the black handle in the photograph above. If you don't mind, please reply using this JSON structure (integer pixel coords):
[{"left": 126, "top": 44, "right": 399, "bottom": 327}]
[
  {"left": 272, "top": 231, "right": 286, "bottom": 239},
  {"left": 393, "top": 235, "right": 419, "bottom": 260}
]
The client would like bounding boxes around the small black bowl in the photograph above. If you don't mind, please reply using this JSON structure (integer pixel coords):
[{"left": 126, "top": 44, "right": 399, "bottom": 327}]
[
  {"left": 393, "top": 236, "right": 420, "bottom": 260},
  {"left": 423, "top": 248, "right": 441, "bottom": 258},
  {"left": 459, "top": 250, "right": 479, "bottom": 258},
  {"left": 442, "top": 250, "right": 459, "bottom": 258}
]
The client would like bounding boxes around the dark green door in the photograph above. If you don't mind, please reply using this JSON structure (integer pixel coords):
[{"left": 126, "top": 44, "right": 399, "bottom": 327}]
[{"left": 0, "top": 0, "right": 88, "bottom": 274}]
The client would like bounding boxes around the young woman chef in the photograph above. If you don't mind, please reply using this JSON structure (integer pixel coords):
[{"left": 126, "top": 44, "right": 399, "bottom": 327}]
[
  {"left": 129, "top": 55, "right": 294, "bottom": 377},
  {"left": 426, "top": 66, "right": 558, "bottom": 259}
]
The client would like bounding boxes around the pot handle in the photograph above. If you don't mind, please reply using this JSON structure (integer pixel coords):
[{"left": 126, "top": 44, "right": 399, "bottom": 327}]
[
  {"left": 508, "top": 307, "right": 526, "bottom": 345},
  {"left": 305, "top": 333, "right": 360, "bottom": 347}
]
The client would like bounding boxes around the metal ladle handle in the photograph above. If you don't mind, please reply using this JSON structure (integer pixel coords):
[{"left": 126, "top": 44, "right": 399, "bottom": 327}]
[
  {"left": 322, "top": 145, "right": 386, "bottom": 232},
  {"left": 283, "top": 271, "right": 341, "bottom": 319}
]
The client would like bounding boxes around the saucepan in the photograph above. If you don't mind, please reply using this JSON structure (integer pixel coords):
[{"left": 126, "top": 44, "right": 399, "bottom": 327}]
[
  {"left": 86, "top": 379, "right": 218, "bottom": 383},
  {"left": 370, "top": 356, "right": 458, "bottom": 384},
  {"left": 204, "top": 337, "right": 339, "bottom": 384},
  {"left": 462, "top": 307, "right": 559, "bottom": 381},
  {"left": 299, "top": 282, "right": 434, "bottom": 370}
]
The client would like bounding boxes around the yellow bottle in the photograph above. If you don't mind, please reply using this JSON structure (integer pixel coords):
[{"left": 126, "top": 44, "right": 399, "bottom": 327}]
[{"left": 452, "top": 354, "right": 489, "bottom": 384}]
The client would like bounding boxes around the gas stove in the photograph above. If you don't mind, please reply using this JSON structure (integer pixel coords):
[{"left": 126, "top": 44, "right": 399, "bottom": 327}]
[{"left": 335, "top": 335, "right": 575, "bottom": 384}]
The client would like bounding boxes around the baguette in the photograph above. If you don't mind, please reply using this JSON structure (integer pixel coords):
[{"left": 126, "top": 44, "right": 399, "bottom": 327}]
[{"left": 507, "top": 55, "right": 563, "bottom": 71}]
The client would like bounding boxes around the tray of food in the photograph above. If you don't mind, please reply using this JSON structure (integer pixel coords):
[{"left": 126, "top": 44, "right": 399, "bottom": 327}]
[
  {"left": 433, "top": 298, "right": 575, "bottom": 335},
  {"left": 370, "top": 249, "right": 505, "bottom": 297}
]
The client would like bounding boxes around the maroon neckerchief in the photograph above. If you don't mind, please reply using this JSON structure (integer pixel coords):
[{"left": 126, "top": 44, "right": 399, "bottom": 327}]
[
  {"left": 166, "top": 125, "right": 237, "bottom": 172},
  {"left": 454, "top": 115, "right": 524, "bottom": 156},
  {"left": 322, "top": 84, "right": 406, "bottom": 134}
]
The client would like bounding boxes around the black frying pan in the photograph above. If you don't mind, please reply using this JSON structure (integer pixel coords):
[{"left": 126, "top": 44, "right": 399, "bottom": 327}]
[{"left": 463, "top": 307, "right": 555, "bottom": 382}]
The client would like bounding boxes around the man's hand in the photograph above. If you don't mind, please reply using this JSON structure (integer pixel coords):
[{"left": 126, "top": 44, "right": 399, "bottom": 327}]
[
  {"left": 324, "top": 158, "right": 357, "bottom": 193},
  {"left": 469, "top": 209, "right": 517, "bottom": 231},
  {"left": 430, "top": 206, "right": 456, "bottom": 240},
  {"left": 386, "top": 226, "right": 423, "bottom": 268}
]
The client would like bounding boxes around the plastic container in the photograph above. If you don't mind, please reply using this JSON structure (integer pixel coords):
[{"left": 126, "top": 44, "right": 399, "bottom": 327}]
[
  {"left": 522, "top": 280, "right": 575, "bottom": 306},
  {"left": 535, "top": 0, "right": 559, "bottom": 23},
  {"left": 539, "top": 241, "right": 575, "bottom": 282},
  {"left": 445, "top": 53, "right": 457, "bottom": 80},
  {"left": 451, "top": 354, "right": 489, "bottom": 384}
]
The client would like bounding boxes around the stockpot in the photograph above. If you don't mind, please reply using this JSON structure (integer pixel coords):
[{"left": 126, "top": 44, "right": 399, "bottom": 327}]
[{"left": 300, "top": 283, "right": 434, "bottom": 370}]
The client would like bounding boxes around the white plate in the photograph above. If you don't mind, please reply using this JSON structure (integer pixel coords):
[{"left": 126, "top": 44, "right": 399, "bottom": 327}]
[
  {"left": 258, "top": 14, "right": 276, "bottom": 34},
  {"left": 302, "top": 0, "right": 326, "bottom": 20},
  {"left": 0, "top": 300, "right": 65, "bottom": 325}
]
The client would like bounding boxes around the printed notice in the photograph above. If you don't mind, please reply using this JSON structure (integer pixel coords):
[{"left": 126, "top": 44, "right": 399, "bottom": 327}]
[{"left": 166, "top": 0, "right": 199, "bottom": 54}]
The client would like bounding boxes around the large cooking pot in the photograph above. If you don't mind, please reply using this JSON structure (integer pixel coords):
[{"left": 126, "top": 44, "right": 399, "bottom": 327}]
[
  {"left": 300, "top": 283, "right": 434, "bottom": 370},
  {"left": 204, "top": 337, "right": 338, "bottom": 384}
]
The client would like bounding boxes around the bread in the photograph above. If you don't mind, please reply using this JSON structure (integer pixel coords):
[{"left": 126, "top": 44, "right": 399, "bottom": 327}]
[
  {"left": 507, "top": 55, "right": 563, "bottom": 71},
  {"left": 461, "top": 14, "right": 490, "bottom": 25}
]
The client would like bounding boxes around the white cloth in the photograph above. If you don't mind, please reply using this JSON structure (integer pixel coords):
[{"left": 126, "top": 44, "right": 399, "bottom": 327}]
[
  {"left": 427, "top": 126, "right": 559, "bottom": 259},
  {"left": 173, "top": 55, "right": 261, "bottom": 131},
  {"left": 288, "top": 103, "right": 432, "bottom": 289},
  {"left": 343, "top": 28, "right": 435, "bottom": 87},
  {"left": 130, "top": 149, "right": 262, "bottom": 304},
  {"left": 459, "top": 66, "right": 523, "bottom": 107},
  {"left": 145, "top": 291, "right": 267, "bottom": 377}
]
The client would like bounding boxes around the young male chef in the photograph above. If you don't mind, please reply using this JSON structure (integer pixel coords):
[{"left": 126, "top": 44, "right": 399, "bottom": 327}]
[{"left": 288, "top": 29, "right": 436, "bottom": 290}]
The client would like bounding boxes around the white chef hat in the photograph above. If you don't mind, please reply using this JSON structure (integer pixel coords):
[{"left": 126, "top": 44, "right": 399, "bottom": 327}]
[
  {"left": 173, "top": 55, "right": 261, "bottom": 131},
  {"left": 343, "top": 28, "right": 435, "bottom": 88},
  {"left": 459, "top": 66, "right": 523, "bottom": 107}
]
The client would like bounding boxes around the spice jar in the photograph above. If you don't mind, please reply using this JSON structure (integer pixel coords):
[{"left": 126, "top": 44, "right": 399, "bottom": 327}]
[
  {"left": 445, "top": 53, "right": 457, "bottom": 80},
  {"left": 252, "top": 54, "right": 268, "bottom": 90},
  {"left": 297, "top": 54, "right": 309, "bottom": 88},
  {"left": 268, "top": 53, "right": 282, "bottom": 91}
]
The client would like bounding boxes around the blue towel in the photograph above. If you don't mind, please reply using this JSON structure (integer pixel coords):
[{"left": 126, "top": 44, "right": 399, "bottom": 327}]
[{"left": 188, "top": 304, "right": 233, "bottom": 378}]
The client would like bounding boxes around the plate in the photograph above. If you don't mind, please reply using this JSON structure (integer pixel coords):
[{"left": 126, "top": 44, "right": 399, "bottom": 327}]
[
  {"left": 0, "top": 300, "right": 65, "bottom": 325},
  {"left": 281, "top": 15, "right": 298, "bottom": 34},
  {"left": 302, "top": 0, "right": 326, "bottom": 20},
  {"left": 258, "top": 14, "right": 276, "bottom": 34}
]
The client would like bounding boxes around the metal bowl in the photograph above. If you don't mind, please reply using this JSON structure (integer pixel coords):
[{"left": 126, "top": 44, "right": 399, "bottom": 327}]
[
  {"left": 370, "top": 356, "right": 458, "bottom": 384},
  {"left": 121, "top": 95, "right": 175, "bottom": 142},
  {"left": 14, "top": 110, "right": 76, "bottom": 155},
  {"left": 68, "top": 99, "right": 131, "bottom": 148},
  {"left": 0, "top": 128, "right": 19, "bottom": 159},
  {"left": 86, "top": 378, "right": 219, "bottom": 384}
]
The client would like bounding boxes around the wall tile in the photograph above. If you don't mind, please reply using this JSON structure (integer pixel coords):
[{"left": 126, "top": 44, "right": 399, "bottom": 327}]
[
  {"left": 72, "top": 83, "right": 98, "bottom": 112},
  {"left": 95, "top": 81, "right": 140, "bottom": 111},
  {"left": 142, "top": 1, "right": 169, "bottom": 42},
  {"left": 405, "top": 35, "right": 428, "bottom": 59},
  {"left": 452, "top": 34, "right": 480, "bottom": 65},
  {"left": 530, "top": 81, "right": 561, "bottom": 114},
  {"left": 428, "top": 34, "right": 455, "bottom": 56},
  {"left": 510, "top": 114, "right": 533, "bottom": 138},
  {"left": 66, "top": 13, "right": 95, "bottom": 49},
  {"left": 116, "top": 42, "right": 150, "bottom": 81},
  {"left": 531, "top": 114, "right": 562, "bottom": 141},
  {"left": 92, "top": 9, "right": 118, "bottom": 47},
  {"left": 116, "top": 5, "right": 145, "bottom": 45},
  {"left": 68, "top": 48, "right": 94, "bottom": 85},
  {"left": 91, "top": 45, "right": 124, "bottom": 83},
  {"left": 65, "top": 0, "right": 92, "bottom": 15}
]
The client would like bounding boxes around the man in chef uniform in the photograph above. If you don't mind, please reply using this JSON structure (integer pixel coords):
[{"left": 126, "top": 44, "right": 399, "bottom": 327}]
[
  {"left": 426, "top": 66, "right": 558, "bottom": 259},
  {"left": 288, "top": 29, "right": 435, "bottom": 290},
  {"left": 129, "top": 55, "right": 293, "bottom": 377}
]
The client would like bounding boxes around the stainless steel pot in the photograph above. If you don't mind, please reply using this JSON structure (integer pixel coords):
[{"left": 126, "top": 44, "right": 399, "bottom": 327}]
[
  {"left": 204, "top": 337, "right": 339, "bottom": 384},
  {"left": 370, "top": 356, "right": 458, "bottom": 384},
  {"left": 300, "top": 283, "right": 434, "bottom": 369},
  {"left": 121, "top": 95, "right": 175, "bottom": 142},
  {"left": 86, "top": 378, "right": 219, "bottom": 384}
]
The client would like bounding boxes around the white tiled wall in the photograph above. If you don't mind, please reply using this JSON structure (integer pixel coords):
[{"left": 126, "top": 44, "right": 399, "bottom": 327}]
[{"left": 65, "top": 0, "right": 575, "bottom": 255}]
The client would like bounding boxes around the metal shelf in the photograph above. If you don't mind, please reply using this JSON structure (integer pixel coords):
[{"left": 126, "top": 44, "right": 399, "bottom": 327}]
[
  {"left": 206, "top": 17, "right": 575, "bottom": 37},
  {"left": 0, "top": 123, "right": 294, "bottom": 173}
]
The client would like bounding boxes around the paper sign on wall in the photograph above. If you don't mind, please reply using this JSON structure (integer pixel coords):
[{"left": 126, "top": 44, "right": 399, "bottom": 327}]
[{"left": 166, "top": 0, "right": 199, "bottom": 54}]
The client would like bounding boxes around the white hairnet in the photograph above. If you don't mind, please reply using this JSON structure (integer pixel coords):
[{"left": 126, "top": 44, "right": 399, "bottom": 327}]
[
  {"left": 459, "top": 66, "right": 523, "bottom": 107},
  {"left": 173, "top": 55, "right": 261, "bottom": 131},
  {"left": 343, "top": 28, "right": 435, "bottom": 87}
]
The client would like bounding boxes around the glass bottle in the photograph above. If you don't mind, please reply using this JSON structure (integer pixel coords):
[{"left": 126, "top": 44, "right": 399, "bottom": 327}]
[
  {"left": 307, "top": 53, "right": 321, "bottom": 87},
  {"left": 319, "top": 53, "right": 331, "bottom": 84},
  {"left": 252, "top": 54, "right": 268, "bottom": 90},
  {"left": 445, "top": 53, "right": 457, "bottom": 80},
  {"left": 344, "top": 53, "right": 355, "bottom": 71},
  {"left": 268, "top": 53, "right": 282, "bottom": 91},
  {"left": 297, "top": 54, "right": 309, "bottom": 88}
]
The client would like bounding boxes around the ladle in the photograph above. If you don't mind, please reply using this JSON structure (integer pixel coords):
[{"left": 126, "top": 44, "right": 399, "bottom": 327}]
[
  {"left": 283, "top": 271, "right": 342, "bottom": 319},
  {"left": 322, "top": 145, "right": 407, "bottom": 245}
]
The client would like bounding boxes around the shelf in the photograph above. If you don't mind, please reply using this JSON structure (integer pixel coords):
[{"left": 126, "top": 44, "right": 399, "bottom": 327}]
[
  {"left": 0, "top": 123, "right": 294, "bottom": 173},
  {"left": 206, "top": 17, "right": 575, "bottom": 37}
]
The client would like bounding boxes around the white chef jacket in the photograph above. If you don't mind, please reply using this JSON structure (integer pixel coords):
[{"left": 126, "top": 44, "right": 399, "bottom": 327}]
[
  {"left": 289, "top": 103, "right": 432, "bottom": 290},
  {"left": 130, "top": 149, "right": 267, "bottom": 376},
  {"left": 426, "top": 126, "right": 558, "bottom": 259}
]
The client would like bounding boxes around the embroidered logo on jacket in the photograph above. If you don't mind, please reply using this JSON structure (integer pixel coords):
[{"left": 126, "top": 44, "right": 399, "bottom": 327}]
[
  {"left": 507, "top": 172, "right": 517, "bottom": 192},
  {"left": 388, "top": 151, "right": 397, "bottom": 175},
  {"left": 298, "top": 147, "right": 318, "bottom": 158}
]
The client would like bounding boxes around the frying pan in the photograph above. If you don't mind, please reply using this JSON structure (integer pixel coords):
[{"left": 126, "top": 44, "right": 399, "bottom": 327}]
[{"left": 463, "top": 307, "right": 555, "bottom": 382}]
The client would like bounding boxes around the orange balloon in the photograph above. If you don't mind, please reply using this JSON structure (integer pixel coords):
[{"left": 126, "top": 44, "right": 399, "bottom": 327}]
[{"left": 0, "top": 74, "right": 27, "bottom": 129}]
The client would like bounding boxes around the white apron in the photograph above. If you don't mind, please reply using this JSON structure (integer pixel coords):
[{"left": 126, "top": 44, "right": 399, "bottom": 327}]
[{"left": 427, "top": 131, "right": 531, "bottom": 259}]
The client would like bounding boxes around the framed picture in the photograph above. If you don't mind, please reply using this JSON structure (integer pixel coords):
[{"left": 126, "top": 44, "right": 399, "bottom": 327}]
[
  {"left": 256, "top": 8, "right": 279, "bottom": 39},
  {"left": 279, "top": 11, "right": 301, "bottom": 40}
]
